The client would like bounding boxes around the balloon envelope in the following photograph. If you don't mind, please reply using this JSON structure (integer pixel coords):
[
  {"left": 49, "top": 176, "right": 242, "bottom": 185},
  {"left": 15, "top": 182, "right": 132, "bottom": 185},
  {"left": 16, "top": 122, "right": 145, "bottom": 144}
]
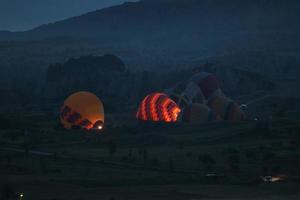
[
  {"left": 207, "top": 96, "right": 246, "bottom": 121},
  {"left": 189, "top": 72, "right": 222, "bottom": 101},
  {"left": 60, "top": 91, "right": 104, "bottom": 130},
  {"left": 136, "top": 93, "right": 181, "bottom": 122},
  {"left": 179, "top": 103, "right": 221, "bottom": 124},
  {"left": 165, "top": 81, "right": 205, "bottom": 109}
]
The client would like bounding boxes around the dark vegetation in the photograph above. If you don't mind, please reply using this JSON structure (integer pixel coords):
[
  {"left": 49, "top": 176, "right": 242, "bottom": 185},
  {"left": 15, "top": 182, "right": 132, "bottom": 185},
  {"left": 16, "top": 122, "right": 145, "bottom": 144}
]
[
  {"left": 0, "top": 112, "right": 300, "bottom": 199},
  {"left": 42, "top": 55, "right": 276, "bottom": 112}
]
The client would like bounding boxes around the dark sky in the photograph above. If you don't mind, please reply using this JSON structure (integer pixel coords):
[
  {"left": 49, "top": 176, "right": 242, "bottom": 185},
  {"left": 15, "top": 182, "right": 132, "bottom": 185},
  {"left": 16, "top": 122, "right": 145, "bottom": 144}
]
[{"left": 0, "top": 0, "right": 138, "bottom": 31}]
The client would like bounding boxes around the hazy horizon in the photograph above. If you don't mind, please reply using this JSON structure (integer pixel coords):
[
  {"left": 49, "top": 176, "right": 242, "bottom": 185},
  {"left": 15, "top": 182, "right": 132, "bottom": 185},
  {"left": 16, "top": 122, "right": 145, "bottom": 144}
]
[{"left": 0, "top": 0, "right": 139, "bottom": 31}]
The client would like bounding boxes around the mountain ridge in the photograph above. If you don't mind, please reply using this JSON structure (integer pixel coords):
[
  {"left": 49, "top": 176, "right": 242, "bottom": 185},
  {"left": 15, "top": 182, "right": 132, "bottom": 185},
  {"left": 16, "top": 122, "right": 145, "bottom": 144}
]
[
  {"left": 1, "top": 0, "right": 299, "bottom": 41},
  {"left": 0, "top": 0, "right": 299, "bottom": 77}
]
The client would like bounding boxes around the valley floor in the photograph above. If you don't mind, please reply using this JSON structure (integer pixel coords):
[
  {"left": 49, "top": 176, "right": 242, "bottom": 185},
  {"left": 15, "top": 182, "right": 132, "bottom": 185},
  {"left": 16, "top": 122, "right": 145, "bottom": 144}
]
[
  {"left": 0, "top": 113, "right": 300, "bottom": 200},
  {"left": 1, "top": 175, "right": 300, "bottom": 200}
]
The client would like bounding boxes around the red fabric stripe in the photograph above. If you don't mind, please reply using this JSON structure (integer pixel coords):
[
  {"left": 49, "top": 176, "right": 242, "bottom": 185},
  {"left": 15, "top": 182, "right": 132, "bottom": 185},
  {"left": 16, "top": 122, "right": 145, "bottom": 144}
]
[
  {"left": 156, "top": 94, "right": 167, "bottom": 121},
  {"left": 199, "top": 75, "right": 219, "bottom": 99},
  {"left": 166, "top": 101, "right": 176, "bottom": 121},
  {"left": 137, "top": 93, "right": 180, "bottom": 122},
  {"left": 157, "top": 95, "right": 168, "bottom": 121},
  {"left": 61, "top": 106, "right": 72, "bottom": 121},
  {"left": 62, "top": 105, "right": 95, "bottom": 129},
  {"left": 141, "top": 95, "right": 150, "bottom": 120},
  {"left": 145, "top": 94, "right": 156, "bottom": 121},
  {"left": 61, "top": 105, "right": 71, "bottom": 119},
  {"left": 162, "top": 98, "right": 172, "bottom": 122},
  {"left": 150, "top": 93, "right": 161, "bottom": 121},
  {"left": 170, "top": 105, "right": 179, "bottom": 121},
  {"left": 136, "top": 103, "right": 144, "bottom": 120},
  {"left": 66, "top": 111, "right": 82, "bottom": 124}
]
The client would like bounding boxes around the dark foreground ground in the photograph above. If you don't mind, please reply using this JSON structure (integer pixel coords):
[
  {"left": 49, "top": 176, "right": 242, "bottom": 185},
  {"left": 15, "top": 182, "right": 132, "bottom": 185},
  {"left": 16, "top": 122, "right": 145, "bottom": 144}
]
[
  {"left": 0, "top": 111, "right": 300, "bottom": 200},
  {"left": 1, "top": 175, "right": 300, "bottom": 200}
]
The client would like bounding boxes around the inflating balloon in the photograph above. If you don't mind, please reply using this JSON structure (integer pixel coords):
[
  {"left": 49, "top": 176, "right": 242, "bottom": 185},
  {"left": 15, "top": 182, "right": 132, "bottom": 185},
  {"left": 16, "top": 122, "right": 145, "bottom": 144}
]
[
  {"left": 179, "top": 103, "right": 221, "bottom": 124},
  {"left": 165, "top": 81, "right": 205, "bottom": 109},
  {"left": 136, "top": 93, "right": 181, "bottom": 122},
  {"left": 189, "top": 72, "right": 223, "bottom": 101},
  {"left": 60, "top": 91, "right": 105, "bottom": 130},
  {"left": 207, "top": 96, "right": 246, "bottom": 121}
]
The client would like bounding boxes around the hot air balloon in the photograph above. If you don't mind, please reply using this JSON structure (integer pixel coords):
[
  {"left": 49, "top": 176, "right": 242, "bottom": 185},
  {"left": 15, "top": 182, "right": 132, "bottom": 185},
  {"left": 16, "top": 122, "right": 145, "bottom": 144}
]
[
  {"left": 136, "top": 93, "right": 181, "bottom": 122},
  {"left": 60, "top": 91, "right": 105, "bottom": 130},
  {"left": 178, "top": 103, "right": 221, "bottom": 124},
  {"left": 189, "top": 72, "right": 223, "bottom": 101},
  {"left": 165, "top": 81, "right": 205, "bottom": 109},
  {"left": 207, "top": 96, "right": 246, "bottom": 121}
]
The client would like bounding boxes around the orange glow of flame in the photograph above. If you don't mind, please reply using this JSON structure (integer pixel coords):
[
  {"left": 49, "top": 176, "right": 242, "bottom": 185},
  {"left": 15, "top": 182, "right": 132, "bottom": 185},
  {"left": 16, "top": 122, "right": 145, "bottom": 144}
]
[
  {"left": 137, "top": 93, "right": 181, "bottom": 123},
  {"left": 172, "top": 107, "right": 181, "bottom": 121}
]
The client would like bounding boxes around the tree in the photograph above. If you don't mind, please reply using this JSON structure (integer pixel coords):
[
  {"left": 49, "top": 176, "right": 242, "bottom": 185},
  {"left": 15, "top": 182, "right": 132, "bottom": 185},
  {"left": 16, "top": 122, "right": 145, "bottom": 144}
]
[
  {"left": 244, "top": 149, "right": 257, "bottom": 160},
  {"left": 108, "top": 141, "right": 117, "bottom": 156},
  {"left": 5, "top": 154, "right": 12, "bottom": 169},
  {"left": 262, "top": 152, "right": 275, "bottom": 162},
  {"left": 143, "top": 149, "right": 148, "bottom": 161},
  {"left": 227, "top": 154, "right": 240, "bottom": 172},
  {"left": 0, "top": 183, "right": 17, "bottom": 200},
  {"left": 0, "top": 115, "right": 13, "bottom": 129},
  {"left": 273, "top": 106, "right": 287, "bottom": 118},
  {"left": 168, "top": 158, "right": 174, "bottom": 171},
  {"left": 185, "top": 151, "right": 193, "bottom": 158},
  {"left": 223, "top": 147, "right": 239, "bottom": 155},
  {"left": 39, "top": 159, "right": 47, "bottom": 174},
  {"left": 151, "top": 157, "right": 161, "bottom": 167},
  {"left": 289, "top": 140, "right": 297, "bottom": 151},
  {"left": 128, "top": 148, "right": 133, "bottom": 159},
  {"left": 198, "top": 154, "right": 216, "bottom": 171}
]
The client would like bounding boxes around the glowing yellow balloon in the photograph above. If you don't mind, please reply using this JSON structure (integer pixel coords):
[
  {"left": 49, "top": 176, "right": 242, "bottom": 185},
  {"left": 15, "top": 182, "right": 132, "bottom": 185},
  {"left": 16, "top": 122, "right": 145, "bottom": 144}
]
[{"left": 60, "top": 91, "right": 104, "bottom": 130}]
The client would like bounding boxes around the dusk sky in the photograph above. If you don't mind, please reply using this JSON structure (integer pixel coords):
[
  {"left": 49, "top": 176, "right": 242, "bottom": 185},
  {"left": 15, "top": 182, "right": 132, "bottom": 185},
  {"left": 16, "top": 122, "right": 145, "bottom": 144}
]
[{"left": 0, "top": 0, "right": 138, "bottom": 31}]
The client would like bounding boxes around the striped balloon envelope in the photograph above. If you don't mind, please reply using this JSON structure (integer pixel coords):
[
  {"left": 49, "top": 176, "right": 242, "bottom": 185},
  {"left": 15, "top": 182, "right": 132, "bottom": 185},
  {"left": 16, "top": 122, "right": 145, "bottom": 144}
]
[
  {"left": 207, "top": 96, "right": 246, "bottom": 121},
  {"left": 189, "top": 72, "right": 223, "bottom": 101},
  {"left": 178, "top": 103, "right": 221, "bottom": 124},
  {"left": 136, "top": 93, "right": 181, "bottom": 122},
  {"left": 60, "top": 91, "right": 105, "bottom": 130},
  {"left": 165, "top": 81, "right": 205, "bottom": 109}
]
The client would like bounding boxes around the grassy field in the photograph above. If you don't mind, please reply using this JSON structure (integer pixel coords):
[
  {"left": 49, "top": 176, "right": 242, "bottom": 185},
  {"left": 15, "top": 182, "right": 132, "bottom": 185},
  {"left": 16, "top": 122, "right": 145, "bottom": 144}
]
[{"left": 0, "top": 112, "right": 300, "bottom": 199}]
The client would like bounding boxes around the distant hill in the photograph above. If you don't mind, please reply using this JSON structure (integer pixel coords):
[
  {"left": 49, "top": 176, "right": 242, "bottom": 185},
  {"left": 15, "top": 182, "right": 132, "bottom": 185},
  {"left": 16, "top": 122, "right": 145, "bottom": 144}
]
[
  {"left": 47, "top": 54, "right": 127, "bottom": 82},
  {"left": 0, "top": 0, "right": 299, "bottom": 86},
  {"left": 1, "top": 0, "right": 299, "bottom": 49}
]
